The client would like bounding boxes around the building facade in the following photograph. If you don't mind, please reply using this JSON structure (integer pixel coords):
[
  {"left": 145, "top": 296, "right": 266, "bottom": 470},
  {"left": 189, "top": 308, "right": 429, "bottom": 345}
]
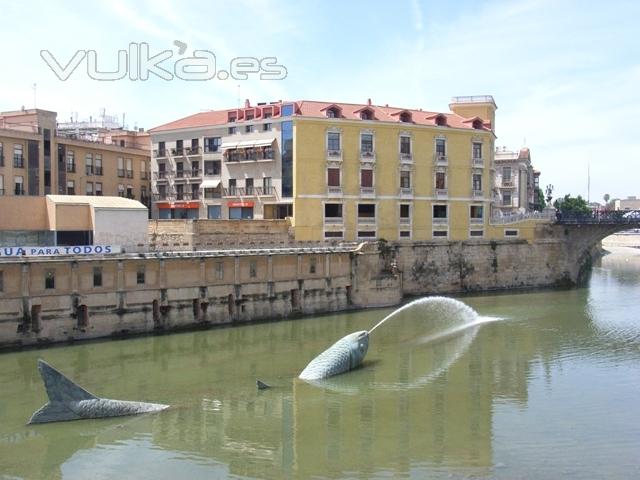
[
  {"left": 0, "top": 108, "right": 151, "bottom": 205},
  {"left": 149, "top": 101, "right": 292, "bottom": 220},
  {"left": 493, "top": 146, "right": 538, "bottom": 215}
]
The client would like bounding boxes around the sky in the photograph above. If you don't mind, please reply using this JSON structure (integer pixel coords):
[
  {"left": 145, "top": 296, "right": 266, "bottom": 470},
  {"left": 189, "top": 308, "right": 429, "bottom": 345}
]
[{"left": 1, "top": 0, "right": 638, "bottom": 203}]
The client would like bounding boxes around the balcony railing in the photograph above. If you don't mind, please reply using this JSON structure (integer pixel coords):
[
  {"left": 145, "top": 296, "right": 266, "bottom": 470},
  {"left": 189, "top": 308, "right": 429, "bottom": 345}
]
[
  {"left": 360, "top": 186, "right": 375, "bottom": 196},
  {"left": 95, "top": 166, "right": 103, "bottom": 176},
  {"left": 224, "top": 187, "right": 244, "bottom": 197},
  {"left": 204, "top": 190, "right": 222, "bottom": 199},
  {"left": 152, "top": 193, "right": 175, "bottom": 201},
  {"left": 360, "top": 150, "right": 376, "bottom": 162},
  {"left": 502, "top": 180, "right": 515, "bottom": 188},
  {"left": 472, "top": 189, "right": 484, "bottom": 199},
  {"left": 140, "top": 171, "right": 150, "bottom": 180},
  {"left": 432, "top": 217, "right": 448, "bottom": 225},
  {"left": 204, "top": 144, "right": 220, "bottom": 153},
  {"left": 472, "top": 157, "right": 484, "bottom": 167},
  {"left": 14, "top": 187, "right": 25, "bottom": 196},
  {"left": 470, "top": 217, "right": 484, "bottom": 225},
  {"left": 434, "top": 153, "right": 448, "bottom": 166},
  {"left": 186, "top": 146, "right": 201, "bottom": 155},
  {"left": 14, "top": 155, "right": 25, "bottom": 168},
  {"left": 256, "top": 186, "right": 276, "bottom": 196},
  {"left": 154, "top": 149, "right": 167, "bottom": 158},
  {"left": 0, "top": 154, "right": 4, "bottom": 167},
  {"left": 324, "top": 217, "right": 343, "bottom": 224},
  {"left": 327, "top": 186, "right": 343, "bottom": 196},
  {"left": 126, "top": 169, "right": 134, "bottom": 179},
  {"left": 327, "top": 149, "right": 342, "bottom": 161},
  {"left": 399, "top": 152, "right": 412, "bottom": 164},
  {"left": 175, "top": 170, "right": 190, "bottom": 179},
  {"left": 190, "top": 169, "right": 202, "bottom": 178},
  {"left": 154, "top": 170, "right": 173, "bottom": 180},
  {"left": 399, "top": 216, "right": 411, "bottom": 225},
  {"left": 171, "top": 148, "right": 185, "bottom": 156},
  {"left": 225, "top": 149, "right": 275, "bottom": 162},
  {"left": 357, "top": 216, "right": 376, "bottom": 225},
  {"left": 435, "top": 188, "right": 448, "bottom": 198},
  {"left": 117, "top": 168, "right": 125, "bottom": 177},
  {"left": 85, "top": 166, "right": 94, "bottom": 175},
  {"left": 66, "top": 163, "right": 76, "bottom": 173},
  {"left": 400, "top": 187, "right": 413, "bottom": 197}
]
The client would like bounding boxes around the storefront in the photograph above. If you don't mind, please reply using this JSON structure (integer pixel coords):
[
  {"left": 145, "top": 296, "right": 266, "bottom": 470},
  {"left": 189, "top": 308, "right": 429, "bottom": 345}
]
[
  {"left": 156, "top": 201, "right": 200, "bottom": 219},
  {"left": 228, "top": 201, "right": 254, "bottom": 219}
]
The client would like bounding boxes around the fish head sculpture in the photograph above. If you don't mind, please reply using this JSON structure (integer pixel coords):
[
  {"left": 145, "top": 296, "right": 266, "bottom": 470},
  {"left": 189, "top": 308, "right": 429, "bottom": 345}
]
[{"left": 299, "top": 330, "right": 370, "bottom": 381}]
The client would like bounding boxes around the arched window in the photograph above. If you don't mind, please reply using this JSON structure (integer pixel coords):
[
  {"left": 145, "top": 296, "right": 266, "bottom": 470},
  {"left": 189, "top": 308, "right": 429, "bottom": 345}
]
[
  {"left": 435, "top": 114, "right": 447, "bottom": 127},
  {"left": 472, "top": 118, "right": 484, "bottom": 129},
  {"left": 326, "top": 107, "right": 340, "bottom": 118}
]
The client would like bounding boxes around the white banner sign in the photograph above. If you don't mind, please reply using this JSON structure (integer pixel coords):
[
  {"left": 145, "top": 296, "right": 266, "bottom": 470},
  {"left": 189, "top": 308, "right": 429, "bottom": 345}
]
[{"left": 0, "top": 245, "right": 121, "bottom": 257}]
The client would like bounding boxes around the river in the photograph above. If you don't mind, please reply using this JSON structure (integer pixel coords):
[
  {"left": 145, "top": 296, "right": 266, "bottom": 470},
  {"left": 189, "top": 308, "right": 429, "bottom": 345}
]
[{"left": 0, "top": 247, "right": 639, "bottom": 479}]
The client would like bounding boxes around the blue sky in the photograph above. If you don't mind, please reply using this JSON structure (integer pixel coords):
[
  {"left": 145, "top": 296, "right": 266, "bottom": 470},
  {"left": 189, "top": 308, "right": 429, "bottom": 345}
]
[{"left": 2, "top": 0, "right": 638, "bottom": 202}]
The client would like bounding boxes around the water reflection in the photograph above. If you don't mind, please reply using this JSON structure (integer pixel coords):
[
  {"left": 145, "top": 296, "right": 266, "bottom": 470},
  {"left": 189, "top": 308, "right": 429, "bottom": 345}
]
[{"left": 0, "top": 249, "right": 638, "bottom": 479}]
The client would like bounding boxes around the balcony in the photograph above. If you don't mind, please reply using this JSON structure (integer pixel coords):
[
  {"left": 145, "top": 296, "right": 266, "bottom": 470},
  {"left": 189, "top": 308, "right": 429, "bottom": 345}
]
[
  {"left": 472, "top": 189, "right": 484, "bottom": 199},
  {"left": 186, "top": 146, "right": 201, "bottom": 155},
  {"left": 434, "top": 153, "right": 448, "bottom": 166},
  {"left": 357, "top": 216, "right": 376, "bottom": 225},
  {"left": 154, "top": 149, "right": 167, "bottom": 158},
  {"left": 327, "top": 186, "right": 343, "bottom": 196},
  {"left": 472, "top": 157, "right": 484, "bottom": 167},
  {"left": 225, "top": 148, "right": 275, "bottom": 162},
  {"left": 154, "top": 170, "right": 173, "bottom": 181},
  {"left": 95, "top": 166, "right": 103, "bottom": 176},
  {"left": 204, "top": 168, "right": 221, "bottom": 176},
  {"left": 152, "top": 193, "right": 175, "bottom": 201},
  {"left": 255, "top": 186, "right": 276, "bottom": 196},
  {"left": 171, "top": 148, "right": 185, "bottom": 156},
  {"left": 399, "top": 187, "right": 414, "bottom": 198},
  {"left": 399, "top": 152, "right": 413, "bottom": 164},
  {"left": 360, "top": 150, "right": 376, "bottom": 163},
  {"left": 126, "top": 169, "right": 134, "bottom": 179},
  {"left": 85, "top": 166, "right": 94, "bottom": 176},
  {"left": 224, "top": 187, "right": 245, "bottom": 197},
  {"left": 175, "top": 191, "right": 198, "bottom": 201},
  {"left": 435, "top": 188, "right": 448, "bottom": 199},
  {"left": 502, "top": 180, "right": 515, "bottom": 188},
  {"left": 326, "top": 149, "right": 342, "bottom": 162},
  {"left": 360, "top": 186, "right": 375, "bottom": 197},
  {"left": 117, "top": 168, "right": 125, "bottom": 178},
  {"left": 174, "top": 169, "right": 190, "bottom": 180}
]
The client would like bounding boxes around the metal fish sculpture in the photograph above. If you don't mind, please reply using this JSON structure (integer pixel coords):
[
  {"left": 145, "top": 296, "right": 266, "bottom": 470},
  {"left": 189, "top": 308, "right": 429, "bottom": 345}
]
[
  {"left": 299, "top": 330, "right": 369, "bottom": 381},
  {"left": 28, "top": 359, "right": 169, "bottom": 424}
]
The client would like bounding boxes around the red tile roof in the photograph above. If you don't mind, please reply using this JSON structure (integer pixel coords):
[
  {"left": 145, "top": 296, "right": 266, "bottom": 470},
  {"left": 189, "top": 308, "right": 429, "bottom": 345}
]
[{"left": 150, "top": 100, "right": 492, "bottom": 133}]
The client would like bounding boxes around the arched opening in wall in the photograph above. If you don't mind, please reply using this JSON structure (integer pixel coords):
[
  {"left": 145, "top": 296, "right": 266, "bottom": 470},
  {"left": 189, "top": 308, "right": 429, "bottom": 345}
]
[
  {"left": 291, "top": 289, "right": 300, "bottom": 310},
  {"left": 30, "top": 304, "right": 41, "bottom": 332},
  {"left": 77, "top": 304, "right": 89, "bottom": 329},
  {"left": 152, "top": 299, "right": 160, "bottom": 326},
  {"left": 192, "top": 299, "right": 200, "bottom": 321},
  {"left": 228, "top": 294, "right": 235, "bottom": 318}
]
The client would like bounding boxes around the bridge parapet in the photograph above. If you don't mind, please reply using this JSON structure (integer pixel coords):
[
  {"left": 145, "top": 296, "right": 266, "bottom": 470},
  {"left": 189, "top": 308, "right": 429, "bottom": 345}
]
[{"left": 555, "top": 210, "right": 640, "bottom": 226}]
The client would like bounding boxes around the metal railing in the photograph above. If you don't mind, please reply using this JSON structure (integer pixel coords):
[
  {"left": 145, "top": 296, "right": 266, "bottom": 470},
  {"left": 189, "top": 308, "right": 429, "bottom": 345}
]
[
  {"left": 66, "top": 163, "right": 75, "bottom": 173},
  {"left": 117, "top": 168, "right": 125, "bottom": 177},
  {"left": 434, "top": 153, "right": 448, "bottom": 165},
  {"left": 95, "top": 166, "right": 103, "bottom": 176},
  {"left": 555, "top": 210, "right": 640, "bottom": 225},
  {"left": 126, "top": 169, "right": 134, "bottom": 179},
  {"left": 13, "top": 155, "right": 25, "bottom": 168},
  {"left": 360, "top": 150, "right": 375, "bottom": 162},
  {"left": 491, "top": 211, "right": 554, "bottom": 224},
  {"left": 186, "top": 146, "right": 202, "bottom": 155},
  {"left": 327, "top": 149, "right": 342, "bottom": 161},
  {"left": 399, "top": 152, "right": 413, "bottom": 163},
  {"left": 472, "top": 157, "right": 484, "bottom": 167}
]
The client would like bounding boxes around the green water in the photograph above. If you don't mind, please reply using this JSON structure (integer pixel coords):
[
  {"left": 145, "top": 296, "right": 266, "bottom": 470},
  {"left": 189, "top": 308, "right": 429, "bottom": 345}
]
[{"left": 1, "top": 247, "right": 639, "bottom": 479}]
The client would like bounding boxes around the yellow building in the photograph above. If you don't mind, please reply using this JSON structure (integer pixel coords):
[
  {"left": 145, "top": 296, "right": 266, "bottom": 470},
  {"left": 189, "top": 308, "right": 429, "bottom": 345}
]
[{"left": 292, "top": 96, "right": 501, "bottom": 242}]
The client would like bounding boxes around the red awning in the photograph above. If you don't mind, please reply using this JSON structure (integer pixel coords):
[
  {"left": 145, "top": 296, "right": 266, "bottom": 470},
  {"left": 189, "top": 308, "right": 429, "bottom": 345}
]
[
  {"left": 228, "top": 201, "right": 254, "bottom": 208},
  {"left": 157, "top": 201, "right": 200, "bottom": 209}
]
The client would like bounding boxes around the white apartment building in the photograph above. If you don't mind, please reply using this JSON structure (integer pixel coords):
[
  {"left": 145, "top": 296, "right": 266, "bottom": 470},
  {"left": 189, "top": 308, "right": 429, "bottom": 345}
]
[{"left": 493, "top": 146, "right": 539, "bottom": 215}]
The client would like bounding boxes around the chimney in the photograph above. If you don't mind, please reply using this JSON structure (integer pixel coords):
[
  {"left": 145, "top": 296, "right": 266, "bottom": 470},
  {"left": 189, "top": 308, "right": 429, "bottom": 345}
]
[
  {"left": 367, "top": 98, "right": 372, "bottom": 106},
  {"left": 244, "top": 99, "right": 250, "bottom": 108}
]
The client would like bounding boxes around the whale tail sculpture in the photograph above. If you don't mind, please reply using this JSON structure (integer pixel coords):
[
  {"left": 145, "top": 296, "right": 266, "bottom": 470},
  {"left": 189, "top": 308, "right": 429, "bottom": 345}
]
[
  {"left": 28, "top": 360, "right": 169, "bottom": 424},
  {"left": 299, "top": 330, "right": 369, "bottom": 381}
]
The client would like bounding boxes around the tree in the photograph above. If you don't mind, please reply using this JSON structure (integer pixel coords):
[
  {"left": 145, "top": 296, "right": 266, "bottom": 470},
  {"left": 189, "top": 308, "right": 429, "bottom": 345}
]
[
  {"left": 534, "top": 187, "right": 545, "bottom": 211},
  {"left": 603, "top": 193, "right": 610, "bottom": 207},
  {"left": 553, "top": 194, "right": 591, "bottom": 216}
]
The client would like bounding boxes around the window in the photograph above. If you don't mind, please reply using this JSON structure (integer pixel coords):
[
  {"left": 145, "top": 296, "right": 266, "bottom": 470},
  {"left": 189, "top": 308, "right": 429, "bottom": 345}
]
[
  {"left": 358, "top": 203, "right": 376, "bottom": 219},
  {"left": 502, "top": 192, "right": 512, "bottom": 206},
  {"left": 0, "top": 142, "right": 3, "bottom": 167},
  {"left": 215, "top": 262, "right": 224, "bottom": 280},
  {"left": 86, "top": 182, "right": 93, "bottom": 195},
  {"left": 229, "top": 207, "right": 254, "bottom": 219},
  {"left": 436, "top": 138, "right": 446, "bottom": 156},
  {"left": 0, "top": 174, "right": 4, "bottom": 195},
  {"left": 473, "top": 174, "right": 482, "bottom": 191},
  {"left": 282, "top": 104, "right": 294, "bottom": 116},
  {"left": 228, "top": 178, "right": 236, "bottom": 195},
  {"left": 118, "top": 184, "right": 125, "bottom": 197},
  {"left": 0, "top": 270, "right": 3, "bottom": 292},
  {"left": 263, "top": 123, "right": 272, "bottom": 132},
  {"left": 358, "top": 231, "right": 376, "bottom": 238},
  {"left": 360, "top": 133, "right": 373, "bottom": 153},
  {"left": 228, "top": 113, "right": 237, "bottom": 122},
  {"left": 176, "top": 184, "right": 184, "bottom": 200},
  {"left": 327, "top": 168, "right": 341, "bottom": 187},
  {"left": 503, "top": 167, "right": 512, "bottom": 182},
  {"left": 470, "top": 205, "right": 484, "bottom": 220},
  {"left": 309, "top": 257, "right": 317, "bottom": 274},
  {"left": 204, "top": 160, "right": 221, "bottom": 175},
  {"left": 399, "top": 112, "right": 412, "bottom": 123},
  {"left": 249, "top": 260, "right": 257, "bottom": 278},
  {"left": 126, "top": 158, "right": 133, "bottom": 178},
  {"left": 14, "top": 176, "right": 24, "bottom": 195},
  {"left": 126, "top": 185, "right": 134, "bottom": 199},
  {"left": 228, "top": 126, "right": 237, "bottom": 135},
  {"left": 263, "top": 176, "right": 272, "bottom": 194},
  {"left": 263, "top": 109, "right": 273, "bottom": 119},
  {"left": 204, "top": 188, "right": 221, "bottom": 199},
  {"left": 45, "top": 271, "right": 55, "bottom": 289},
  {"left": 176, "top": 161, "right": 184, "bottom": 177},
  {"left": 208, "top": 205, "right": 222, "bottom": 219},
  {"left": 175, "top": 140, "right": 183, "bottom": 155},
  {"left": 245, "top": 125, "right": 254, "bottom": 133},
  {"left": 93, "top": 267, "right": 102, "bottom": 287},
  {"left": 158, "top": 185, "right": 167, "bottom": 199},
  {"left": 245, "top": 178, "right": 254, "bottom": 195},
  {"left": 400, "top": 136, "right": 411, "bottom": 155},
  {"left": 95, "top": 154, "right": 103, "bottom": 175},
  {"left": 435, "top": 172, "right": 446, "bottom": 189},
  {"left": 327, "top": 132, "right": 341, "bottom": 151},
  {"left": 204, "top": 137, "right": 221, "bottom": 152},
  {"left": 433, "top": 205, "right": 448, "bottom": 219},
  {"left": 400, "top": 231, "right": 411, "bottom": 238},
  {"left": 141, "top": 186, "right": 147, "bottom": 201},
  {"left": 400, "top": 170, "right": 411, "bottom": 188},
  {"left": 117, "top": 157, "right": 124, "bottom": 177},
  {"left": 324, "top": 203, "right": 343, "bottom": 220},
  {"left": 360, "top": 109, "right": 373, "bottom": 120},
  {"left": 13, "top": 144, "right": 24, "bottom": 168},
  {"left": 85, "top": 153, "right": 93, "bottom": 175},
  {"left": 360, "top": 169, "right": 373, "bottom": 188},
  {"left": 326, "top": 107, "right": 340, "bottom": 118},
  {"left": 470, "top": 230, "right": 484, "bottom": 237},
  {"left": 191, "top": 160, "right": 200, "bottom": 176},
  {"left": 505, "top": 229, "right": 519, "bottom": 237},
  {"left": 433, "top": 230, "right": 448, "bottom": 237},
  {"left": 136, "top": 266, "right": 145, "bottom": 284},
  {"left": 400, "top": 204, "right": 410, "bottom": 220},
  {"left": 435, "top": 114, "right": 447, "bottom": 126},
  {"left": 66, "top": 180, "right": 75, "bottom": 195},
  {"left": 140, "top": 160, "right": 146, "bottom": 179},
  {"left": 66, "top": 150, "right": 75, "bottom": 172},
  {"left": 324, "top": 231, "right": 344, "bottom": 239},
  {"left": 473, "top": 142, "right": 482, "bottom": 159},
  {"left": 95, "top": 182, "right": 103, "bottom": 196},
  {"left": 158, "top": 141, "right": 166, "bottom": 156}
]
